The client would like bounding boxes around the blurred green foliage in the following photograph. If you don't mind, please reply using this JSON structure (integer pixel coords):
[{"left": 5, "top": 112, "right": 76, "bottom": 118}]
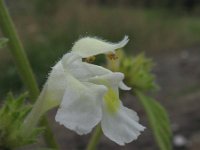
[
  {"left": 0, "top": 93, "right": 43, "bottom": 149},
  {"left": 0, "top": 37, "right": 8, "bottom": 48},
  {"left": 0, "top": 1, "right": 200, "bottom": 98},
  {"left": 86, "top": 0, "right": 200, "bottom": 11}
]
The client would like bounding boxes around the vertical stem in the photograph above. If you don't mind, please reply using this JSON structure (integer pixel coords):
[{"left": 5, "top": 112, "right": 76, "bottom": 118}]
[
  {"left": 0, "top": 0, "right": 58, "bottom": 149},
  {"left": 86, "top": 125, "right": 103, "bottom": 150},
  {"left": 0, "top": 0, "right": 38, "bottom": 101}
]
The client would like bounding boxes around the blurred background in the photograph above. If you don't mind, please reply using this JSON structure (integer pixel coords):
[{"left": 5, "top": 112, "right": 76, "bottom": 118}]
[{"left": 0, "top": 0, "right": 200, "bottom": 149}]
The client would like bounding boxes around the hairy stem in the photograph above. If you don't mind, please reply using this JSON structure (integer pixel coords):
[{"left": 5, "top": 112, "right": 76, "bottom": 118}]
[
  {"left": 0, "top": 0, "right": 59, "bottom": 149},
  {"left": 0, "top": 0, "right": 39, "bottom": 100}
]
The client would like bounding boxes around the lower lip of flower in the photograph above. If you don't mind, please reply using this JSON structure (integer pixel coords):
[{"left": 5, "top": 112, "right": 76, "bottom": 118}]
[{"left": 103, "top": 88, "right": 120, "bottom": 113}]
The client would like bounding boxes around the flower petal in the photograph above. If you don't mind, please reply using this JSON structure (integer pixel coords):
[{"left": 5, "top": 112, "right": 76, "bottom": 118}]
[
  {"left": 119, "top": 81, "right": 131, "bottom": 90},
  {"left": 101, "top": 103, "right": 145, "bottom": 145},
  {"left": 62, "top": 53, "right": 112, "bottom": 81},
  {"left": 71, "top": 36, "right": 129, "bottom": 58},
  {"left": 55, "top": 74, "right": 107, "bottom": 135},
  {"left": 88, "top": 72, "right": 124, "bottom": 87},
  {"left": 61, "top": 53, "right": 129, "bottom": 92},
  {"left": 45, "top": 61, "right": 67, "bottom": 105},
  {"left": 62, "top": 52, "right": 82, "bottom": 65}
]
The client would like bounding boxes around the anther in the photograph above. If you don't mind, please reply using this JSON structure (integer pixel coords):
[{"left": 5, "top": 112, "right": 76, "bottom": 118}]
[
  {"left": 84, "top": 56, "right": 96, "bottom": 63},
  {"left": 107, "top": 52, "right": 118, "bottom": 60}
]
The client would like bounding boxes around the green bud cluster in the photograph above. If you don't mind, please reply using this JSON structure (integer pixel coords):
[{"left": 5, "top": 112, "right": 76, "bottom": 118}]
[
  {"left": 0, "top": 93, "right": 43, "bottom": 149},
  {"left": 107, "top": 51, "right": 158, "bottom": 92}
]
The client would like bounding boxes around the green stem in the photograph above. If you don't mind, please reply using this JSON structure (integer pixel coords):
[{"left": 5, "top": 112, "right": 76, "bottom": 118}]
[
  {"left": 23, "top": 87, "right": 47, "bottom": 135},
  {"left": 0, "top": 0, "right": 59, "bottom": 149},
  {"left": 41, "top": 117, "right": 59, "bottom": 149},
  {"left": 86, "top": 125, "right": 103, "bottom": 150},
  {"left": 23, "top": 85, "right": 59, "bottom": 149},
  {"left": 0, "top": 0, "right": 38, "bottom": 101}
]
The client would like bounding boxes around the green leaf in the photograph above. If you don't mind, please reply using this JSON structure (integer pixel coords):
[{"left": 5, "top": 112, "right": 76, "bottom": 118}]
[
  {"left": 0, "top": 92, "right": 43, "bottom": 149},
  {"left": 135, "top": 91, "right": 172, "bottom": 150},
  {"left": 0, "top": 37, "right": 9, "bottom": 48}
]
